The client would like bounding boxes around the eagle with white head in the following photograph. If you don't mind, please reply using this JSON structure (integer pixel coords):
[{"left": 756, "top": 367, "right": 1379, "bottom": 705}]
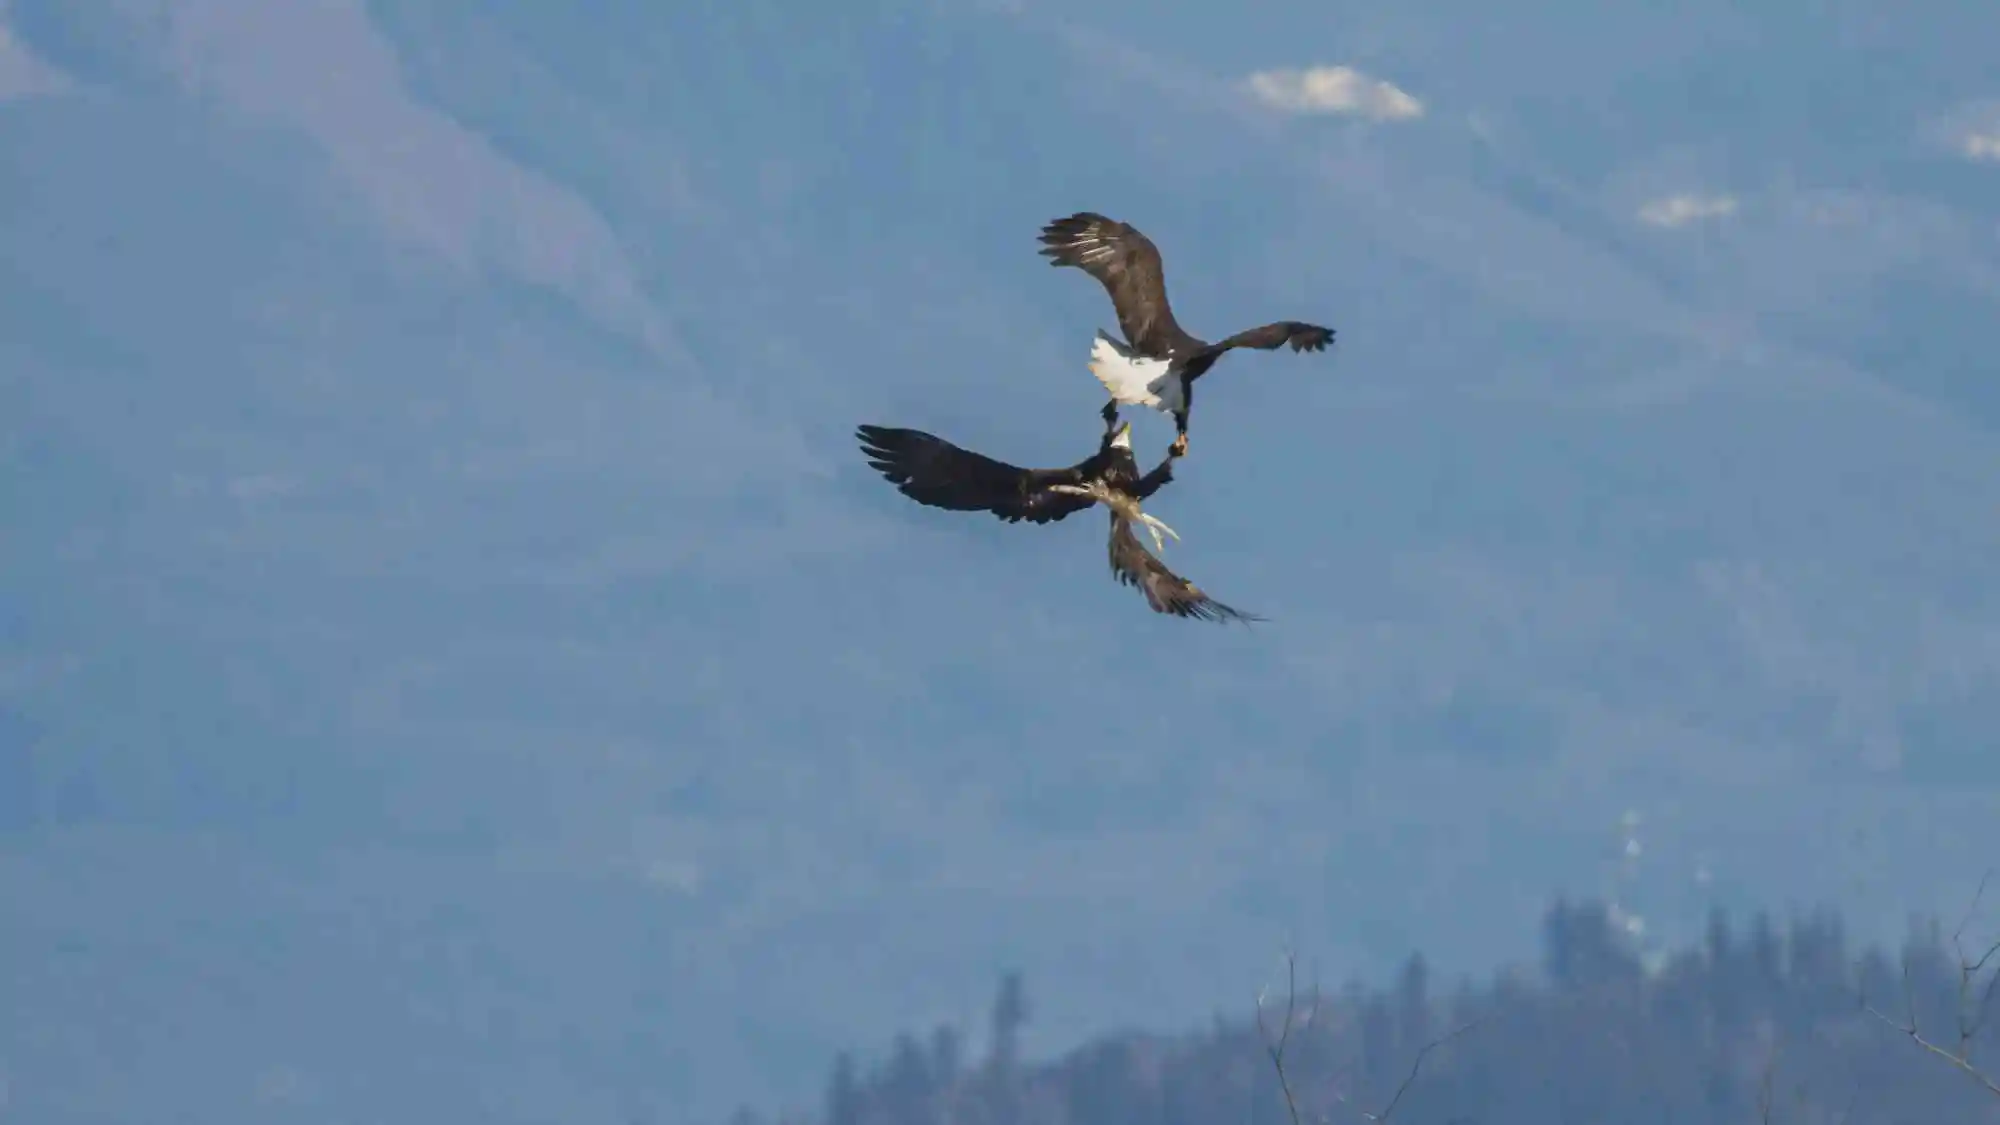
[
  {"left": 1038, "top": 211, "right": 1337, "bottom": 455},
  {"left": 855, "top": 419, "right": 1261, "bottom": 623}
]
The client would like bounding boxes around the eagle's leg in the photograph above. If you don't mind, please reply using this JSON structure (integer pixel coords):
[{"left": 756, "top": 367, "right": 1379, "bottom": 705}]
[
  {"left": 1100, "top": 398, "right": 1120, "bottom": 431},
  {"left": 1170, "top": 412, "right": 1189, "bottom": 457}
]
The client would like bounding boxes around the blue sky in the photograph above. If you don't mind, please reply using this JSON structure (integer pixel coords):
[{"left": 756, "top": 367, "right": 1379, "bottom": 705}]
[{"left": 4, "top": 1, "right": 2000, "bottom": 1121}]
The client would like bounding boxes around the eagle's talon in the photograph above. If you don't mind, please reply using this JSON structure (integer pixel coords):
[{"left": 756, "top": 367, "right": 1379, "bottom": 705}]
[{"left": 1170, "top": 434, "right": 1188, "bottom": 457}]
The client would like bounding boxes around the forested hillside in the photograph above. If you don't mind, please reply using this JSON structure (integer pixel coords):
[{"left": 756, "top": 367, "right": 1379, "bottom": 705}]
[{"left": 733, "top": 898, "right": 2000, "bottom": 1125}]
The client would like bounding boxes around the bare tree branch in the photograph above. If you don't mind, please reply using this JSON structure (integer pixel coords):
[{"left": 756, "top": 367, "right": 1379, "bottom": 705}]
[
  {"left": 1254, "top": 947, "right": 1484, "bottom": 1125},
  {"left": 1360, "top": 1021, "right": 1482, "bottom": 1125},
  {"left": 1830, "top": 1083, "right": 1861, "bottom": 1125},
  {"left": 1254, "top": 947, "right": 1316, "bottom": 1125},
  {"left": 1861, "top": 870, "right": 2000, "bottom": 1101},
  {"left": 1861, "top": 1006, "right": 2000, "bottom": 1100},
  {"left": 1758, "top": 1044, "right": 1778, "bottom": 1125}
]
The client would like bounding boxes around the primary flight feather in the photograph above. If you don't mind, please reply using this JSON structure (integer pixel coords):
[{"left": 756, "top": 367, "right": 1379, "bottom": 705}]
[
  {"left": 1038, "top": 211, "right": 1335, "bottom": 455},
  {"left": 855, "top": 418, "right": 1260, "bottom": 624}
]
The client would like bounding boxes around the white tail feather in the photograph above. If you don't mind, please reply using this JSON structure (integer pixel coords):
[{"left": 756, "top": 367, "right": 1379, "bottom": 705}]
[{"left": 1087, "top": 331, "right": 1182, "bottom": 414}]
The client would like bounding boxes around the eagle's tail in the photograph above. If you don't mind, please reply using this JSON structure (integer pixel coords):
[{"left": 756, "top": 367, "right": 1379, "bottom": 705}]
[{"left": 1087, "top": 330, "right": 1174, "bottom": 410}]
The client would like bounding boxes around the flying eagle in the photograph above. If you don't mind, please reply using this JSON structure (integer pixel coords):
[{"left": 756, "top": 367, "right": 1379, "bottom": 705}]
[
  {"left": 1037, "top": 211, "right": 1336, "bottom": 455},
  {"left": 855, "top": 419, "right": 1262, "bottom": 623}
]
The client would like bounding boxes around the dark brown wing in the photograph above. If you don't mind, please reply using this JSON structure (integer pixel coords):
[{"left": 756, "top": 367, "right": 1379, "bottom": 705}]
[
  {"left": 1037, "top": 213, "right": 1192, "bottom": 357},
  {"left": 856, "top": 424, "right": 1100, "bottom": 525},
  {"left": 1106, "top": 514, "right": 1263, "bottom": 624},
  {"left": 1130, "top": 449, "right": 1178, "bottom": 501},
  {"left": 1210, "top": 321, "right": 1336, "bottom": 355}
]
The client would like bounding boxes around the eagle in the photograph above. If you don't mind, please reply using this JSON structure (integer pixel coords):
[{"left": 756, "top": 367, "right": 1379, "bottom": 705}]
[
  {"left": 855, "top": 419, "right": 1262, "bottom": 623},
  {"left": 1037, "top": 211, "right": 1336, "bottom": 455}
]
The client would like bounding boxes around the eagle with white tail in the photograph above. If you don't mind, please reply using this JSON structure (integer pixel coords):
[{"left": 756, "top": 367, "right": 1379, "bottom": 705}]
[
  {"left": 855, "top": 419, "right": 1261, "bottom": 624},
  {"left": 1038, "top": 211, "right": 1336, "bottom": 455}
]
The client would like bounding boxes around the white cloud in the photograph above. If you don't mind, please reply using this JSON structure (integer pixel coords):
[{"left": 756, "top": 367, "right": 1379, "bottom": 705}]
[
  {"left": 1636, "top": 193, "right": 1739, "bottom": 228},
  {"left": 1927, "top": 100, "right": 2000, "bottom": 166},
  {"left": 111, "top": 0, "right": 688, "bottom": 366},
  {"left": 1243, "top": 65, "right": 1423, "bottom": 122},
  {"left": 0, "top": 6, "right": 74, "bottom": 102}
]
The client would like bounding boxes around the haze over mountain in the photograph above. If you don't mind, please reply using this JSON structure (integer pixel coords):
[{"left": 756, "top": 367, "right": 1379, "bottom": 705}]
[{"left": 3, "top": 1, "right": 1998, "bottom": 1122}]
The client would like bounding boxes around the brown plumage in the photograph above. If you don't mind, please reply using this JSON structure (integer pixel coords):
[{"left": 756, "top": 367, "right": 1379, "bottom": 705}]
[
  {"left": 854, "top": 422, "right": 1153, "bottom": 525},
  {"left": 1107, "top": 513, "right": 1262, "bottom": 624},
  {"left": 856, "top": 420, "right": 1260, "bottom": 624},
  {"left": 1037, "top": 211, "right": 1335, "bottom": 453}
]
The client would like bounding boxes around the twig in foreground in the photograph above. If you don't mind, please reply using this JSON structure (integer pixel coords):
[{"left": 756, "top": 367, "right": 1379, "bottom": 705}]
[
  {"left": 1255, "top": 947, "right": 1484, "bottom": 1125},
  {"left": 1861, "top": 870, "right": 2000, "bottom": 1100}
]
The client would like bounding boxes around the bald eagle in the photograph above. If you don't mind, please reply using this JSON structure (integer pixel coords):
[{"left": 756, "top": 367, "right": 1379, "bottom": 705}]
[
  {"left": 855, "top": 419, "right": 1261, "bottom": 623},
  {"left": 1038, "top": 211, "right": 1335, "bottom": 455}
]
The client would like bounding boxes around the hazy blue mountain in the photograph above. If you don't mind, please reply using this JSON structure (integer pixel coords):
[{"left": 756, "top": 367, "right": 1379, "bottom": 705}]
[{"left": 3, "top": 1, "right": 1997, "bottom": 1122}]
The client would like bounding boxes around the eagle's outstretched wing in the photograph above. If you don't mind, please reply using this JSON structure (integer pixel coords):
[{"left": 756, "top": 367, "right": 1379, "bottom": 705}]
[
  {"left": 855, "top": 424, "right": 1099, "bottom": 524},
  {"left": 1208, "top": 320, "right": 1336, "bottom": 357},
  {"left": 1106, "top": 514, "right": 1263, "bottom": 624},
  {"left": 1038, "top": 213, "right": 1190, "bottom": 358}
]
